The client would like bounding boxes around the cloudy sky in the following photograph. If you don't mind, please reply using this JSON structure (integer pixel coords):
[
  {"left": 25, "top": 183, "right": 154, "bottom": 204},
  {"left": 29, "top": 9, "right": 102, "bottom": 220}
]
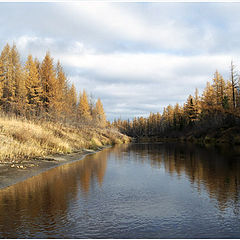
[{"left": 0, "top": 2, "right": 239, "bottom": 120}]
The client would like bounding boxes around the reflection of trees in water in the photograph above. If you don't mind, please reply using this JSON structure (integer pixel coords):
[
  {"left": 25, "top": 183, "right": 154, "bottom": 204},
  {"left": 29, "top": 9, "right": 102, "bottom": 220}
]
[
  {"left": 112, "top": 143, "right": 164, "bottom": 168},
  {"left": 79, "top": 150, "right": 109, "bottom": 193},
  {"left": 0, "top": 149, "right": 109, "bottom": 238},
  {"left": 115, "top": 143, "right": 240, "bottom": 211},
  {"left": 0, "top": 144, "right": 239, "bottom": 237}
]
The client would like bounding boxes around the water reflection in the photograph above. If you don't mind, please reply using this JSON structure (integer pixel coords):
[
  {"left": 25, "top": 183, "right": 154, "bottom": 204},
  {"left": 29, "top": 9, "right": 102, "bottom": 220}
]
[
  {"left": 0, "top": 149, "right": 109, "bottom": 238},
  {"left": 0, "top": 143, "right": 240, "bottom": 238},
  {"left": 112, "top": 143, "right": 240, "bottom": 211}
]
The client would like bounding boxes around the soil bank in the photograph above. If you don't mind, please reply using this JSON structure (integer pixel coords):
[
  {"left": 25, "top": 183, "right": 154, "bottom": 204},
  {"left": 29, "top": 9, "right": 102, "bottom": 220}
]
[{"left": 0, "top": 146, "right": 110, "bottom": 190}]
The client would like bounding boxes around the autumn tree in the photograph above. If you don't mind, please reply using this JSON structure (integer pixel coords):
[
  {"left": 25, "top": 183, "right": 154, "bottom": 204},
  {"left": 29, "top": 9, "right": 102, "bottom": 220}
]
[
  {"left": 24, "top": 55, "right": 43, "bottom": 116},
  {"left": 184, "top": 95, "right": 200, "bottom": 125},
  {"left": 65, "top": 83, "right": 77, "bottom": 120},
  {"left": 0, "top": 43, "right": 107, "bottom": 128},
  {"left": 0, "top": 44, "right": 16, "bottom": 113},
  {"left": 89, "top": 93, "right": 96, "bottom": 116},
  {"left": 114, "top": 66, "right": 240, "bottom": 139},
  {"left": 0, "top": 60, "right": 5, "bottom": 108},
  {"left": 148, "top": 112, "right": 155, "bottom": 136},
  {"left": 11, "top": 44, "right": 26, "bottom": 115},
  {"left": 212, "top": 70, "right": 227, "bottom": 110},
  {"left": 173, "top": 103, "right": 183, "bottom": 130},
  {"left": 165, "top": 105, "right": 174, "bottom": 128},
  {"left": 201, "top": 81, "right": 215, "bottom": 115},
  {"left": 40, "top": 52, "right": 57, "bottom": 115},
  {"left": 77, "top": 90, "right": 92, "bottom": 122},
  {"left": 94, "top": 98, "right": 106, "bottom": 127},
  {"left": 55, "top": 61, "right": 68, "bottom": 117}
]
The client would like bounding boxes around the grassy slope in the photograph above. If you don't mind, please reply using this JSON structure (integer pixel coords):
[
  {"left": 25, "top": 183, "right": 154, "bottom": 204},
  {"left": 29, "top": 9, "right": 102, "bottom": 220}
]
[{"left": 0, "top": 116, "right": 130, "bottom": 163}]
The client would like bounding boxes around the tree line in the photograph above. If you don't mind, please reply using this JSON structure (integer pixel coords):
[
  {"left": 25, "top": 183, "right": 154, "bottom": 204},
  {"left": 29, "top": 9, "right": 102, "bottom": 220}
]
[
  {"left": 114, "top": 62, "right": 240, "bottom": 138},
  {"left": 0, "top": 43, "right": 106, "bottom": 127}
]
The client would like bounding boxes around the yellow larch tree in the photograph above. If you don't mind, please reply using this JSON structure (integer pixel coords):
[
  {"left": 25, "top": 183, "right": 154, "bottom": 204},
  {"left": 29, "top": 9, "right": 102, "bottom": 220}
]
[
  {"left": 148, "top": 112, "right": 154, "bottom": 135},
  {"left": 0, "top": 44, "right": 15, "bottom": 113},
  {"left": 11, "top": 44, "right": 26, "bottom": 115},
  {"left": 40, "top": 52, "right": 58, "bottom": 115},
  {"left": 201, "top": 81, "right": 215, "bottom": 114},
  {"left": 0, "top": 60, "right": 5, "bottom": 108},
  {"left": 77, "top": 90, "right": 92, "bottom": 122},
  {"left": 65, "top": 83, "right": 77, "bottom": 120},
  {"left": 25, "top": 54, "right": 43, "bottom": 116},
  {"left": 94, "top": 98, "right": 106, "bottom": 127},
  {"left": 184, "top": 95, "right": 198, "bottom": 123},
  {"left": 55, "top": 61, "right": 68, "bottom": 117},
  {"left": 212, "top": 71, "right": 226, "bottom": 110},
  {"left": 165, "top": 105, "right": 174, "bottom": 127},
  {"left": 225, "top": 80, "right": 234, "bottom": 111},
  {"left": 194, "top": 88, "right": 201, "bottom": 116},
  {"left": 173, "top": 103, "right": 182, "bottom": 129}
]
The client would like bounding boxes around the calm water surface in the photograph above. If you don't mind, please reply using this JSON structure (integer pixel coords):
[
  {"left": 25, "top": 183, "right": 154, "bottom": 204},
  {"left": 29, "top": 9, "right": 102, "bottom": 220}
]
[{"left": 0, "top": 143, "right": 240, "bottom": 238}]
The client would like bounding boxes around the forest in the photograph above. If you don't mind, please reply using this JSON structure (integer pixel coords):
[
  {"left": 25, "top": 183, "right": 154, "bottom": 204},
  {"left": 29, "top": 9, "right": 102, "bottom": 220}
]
[
  {"left": 0, "top": 43, "right": 106, "bottom": 127},
  {"left": 1, "top": 41, "right": 239, "bottom": 150},
  {"left": 0, "top": 43, "right": 130, "bottom": 162},
  {"left": 114, "top": 63, "right": 240, "bottom": 144}
]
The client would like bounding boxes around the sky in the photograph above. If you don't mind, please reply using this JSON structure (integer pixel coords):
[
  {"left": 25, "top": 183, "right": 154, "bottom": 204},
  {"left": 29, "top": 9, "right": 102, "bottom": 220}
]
[{"left": 0, "top": 2, "right": 239, "bottom": 121}]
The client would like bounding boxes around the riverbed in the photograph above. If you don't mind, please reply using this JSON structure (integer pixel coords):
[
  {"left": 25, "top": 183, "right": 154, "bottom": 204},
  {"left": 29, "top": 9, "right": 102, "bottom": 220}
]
[{"left": 0, "top": 143, "right": 240, "bottom": 238}]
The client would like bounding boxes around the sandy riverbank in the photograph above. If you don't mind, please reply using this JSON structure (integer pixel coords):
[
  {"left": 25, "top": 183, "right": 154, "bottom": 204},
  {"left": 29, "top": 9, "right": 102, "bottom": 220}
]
[{"left": 0, "top": 146, "right": 110, "bottom": 190}]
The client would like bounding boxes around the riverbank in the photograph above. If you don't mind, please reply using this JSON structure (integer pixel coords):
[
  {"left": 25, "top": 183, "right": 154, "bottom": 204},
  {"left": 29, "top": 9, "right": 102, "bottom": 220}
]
[
  {"left": 0, "top": 115, "right": 130, "bottom": 163},
  {"left": 136, "top": 126, "right": 240, "bottom": 147},
  {"left": 0, "top": 115, "right": 130, "bottom": 189},
  {"left": 0, "top": 146, "right": 112, "bottom": 190}
]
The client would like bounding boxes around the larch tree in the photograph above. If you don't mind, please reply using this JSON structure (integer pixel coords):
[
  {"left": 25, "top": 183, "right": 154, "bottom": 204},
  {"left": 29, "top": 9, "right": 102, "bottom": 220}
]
[
  {"left": 114, "top": 66, "right": 240, "bottom": 139},
  {"left": 0, "top": 44, "right": 15, "bottom": 113},
  {"left": 201, "top": 81, "right": 215, "bottom": 114},
  {"left": 213, "top": 71, "right": 221, "bottom": 107},
  {"left": 184, "top": 95, "right": 198, "bottom": 124},
  {"left": 89, "top": 93, "right": 96, "bottom": 116},
  {"left": 25, "top": 54, "right": 43, "bottom": 116},
  {"left": 194, "top": 88, "right": 201, "bottom": 117},
  {"left": 173, "top": 103, "right": 182, "bottom": 129},
  {"left": 165, "top": 105, "right": 174, "bottom": 127},
  {"left": 11, "top": 44, "right": 26, "bottom": 115},
  {"left": 77, "top": 90, "right": 92, "bottom": 122},
  {"left": 66, "top": 83, "right": 77, "bottom": 119},
  {"left": 148, "top": 112, "right": 154, "bottom": 135},
  {"left": 0, "top": 44, "right": 108, "bottom": 127},
  {"left": 40, "top": 52, "right": 57, "bottom": 115},
  {"left": 55, "top": 61, "right": 68, "bottom": 117},
  {"left": 94, "top": 98, "right": 106, "bottom": 127},
  {"left": 212, "top": 71, "right": 226, "bottom": 110},
  {"left": 225, "top": 80, "right": 234, "bottom": 110},
  {"left": 0, "top": 60, "right": 5, "bottom": 107},
  {"left": 34, "top": 58, "right": 41, "bottom": 75},
  {"left": 156, "top": 112, "right": 161, "bottom": 134}
]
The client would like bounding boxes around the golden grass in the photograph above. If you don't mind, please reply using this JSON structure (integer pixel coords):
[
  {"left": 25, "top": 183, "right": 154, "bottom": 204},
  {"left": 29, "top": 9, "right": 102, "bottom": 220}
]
[{"left": 0, "top": 116, "right": 130, "bottom": 163}]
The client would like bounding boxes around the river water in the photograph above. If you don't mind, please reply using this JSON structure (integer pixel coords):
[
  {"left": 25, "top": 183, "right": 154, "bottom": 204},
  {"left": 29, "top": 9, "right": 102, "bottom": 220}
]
[{"left": 0, "top": 143, "right": 240, "bottom": 238}]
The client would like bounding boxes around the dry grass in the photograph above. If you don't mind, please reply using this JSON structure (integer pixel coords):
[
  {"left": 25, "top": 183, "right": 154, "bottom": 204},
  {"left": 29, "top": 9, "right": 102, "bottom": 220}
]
[{"left": 0, "top": 116, "right": 130, "bottom": 163}]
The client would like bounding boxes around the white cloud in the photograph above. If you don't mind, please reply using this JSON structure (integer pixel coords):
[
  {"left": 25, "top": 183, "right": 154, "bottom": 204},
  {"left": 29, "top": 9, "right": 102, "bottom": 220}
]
[
  {"left": 61, "top": 3, "right": 207, "bottom": 51},
  {"left": 1, "top": 3, "right": 240, "bottom": 120},
  {"left": 61, "top": 52, "right": 232, "bottom": 83},
  {"left": 67, "top": 41, "right": 95, "bottom": 55}
]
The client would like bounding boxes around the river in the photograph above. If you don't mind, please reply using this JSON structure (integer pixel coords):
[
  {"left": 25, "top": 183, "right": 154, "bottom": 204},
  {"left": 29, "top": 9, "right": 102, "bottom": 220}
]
[{"left": 0, "top": 143, "right": 240, "bottom": 238}]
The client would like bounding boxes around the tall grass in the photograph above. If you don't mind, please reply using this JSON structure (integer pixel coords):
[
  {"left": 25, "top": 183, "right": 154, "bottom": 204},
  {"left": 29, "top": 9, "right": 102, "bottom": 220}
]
[{"left": 0, "top": 116, "right": 130, "bottom": 163}]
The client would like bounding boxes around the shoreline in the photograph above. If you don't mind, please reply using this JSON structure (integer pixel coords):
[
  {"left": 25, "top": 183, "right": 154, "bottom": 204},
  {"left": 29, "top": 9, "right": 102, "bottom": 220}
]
[
  {"left": 0, "top": 146, "right": 111, "bottom": 190},
  {"left": 136, "top": 135, "right": 240, "bottom": 147}
]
